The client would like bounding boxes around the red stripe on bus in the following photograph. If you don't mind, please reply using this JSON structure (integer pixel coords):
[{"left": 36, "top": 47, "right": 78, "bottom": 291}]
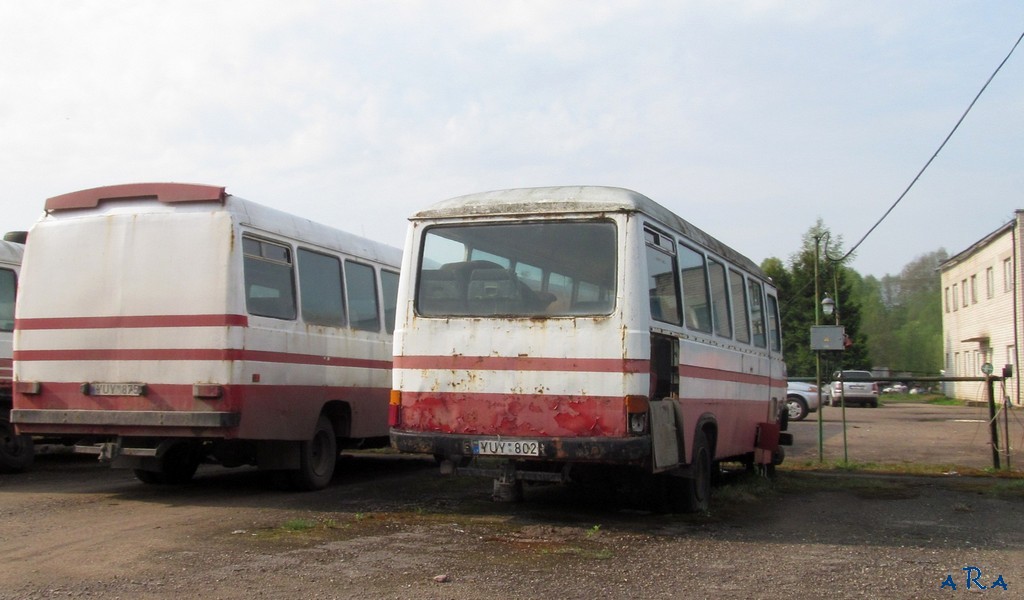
[
  {"left": 16, "top": 314, "right": 249, "bottom": 330},
  {"left": 394, "top": 355, "right": 649, "bottom": 373},
  {"left": 678, "top": 364, "right": 773, "bottom": 386},
  {"left": 397, "top": 390, "right": 629, "bottom": 436},
  {"left": 13, "top": 348, "right": 391, "bottom": 370}
]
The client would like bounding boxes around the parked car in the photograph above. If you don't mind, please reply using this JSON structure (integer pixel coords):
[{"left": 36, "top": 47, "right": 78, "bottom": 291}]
[
  {"left": 882, "top": 383, "right": 908, "bottom": 394},
  {"left": 786, "top": 381, "right": 827, "bottom": 421},
  {"left": 829, "top": 370, "right": 879, "bottom": 408}
]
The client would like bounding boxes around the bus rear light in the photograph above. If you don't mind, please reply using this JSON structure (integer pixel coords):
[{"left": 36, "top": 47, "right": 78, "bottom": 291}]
[
  {"left": 625, "top": 395, "right": 649, "bottom": 435},
  {"left": 193, "top": 384, "right": 223, "bottom": 399},
  {"left": 15, "top": 381, "right": 41, "bottom": 395},
  {"left": 388, "top": 390, "right": 402, "bottom": 427}
]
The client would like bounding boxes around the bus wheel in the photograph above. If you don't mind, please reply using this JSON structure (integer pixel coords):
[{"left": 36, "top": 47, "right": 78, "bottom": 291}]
[
  {"left": 669, "top": 430, "right": 711, "bottom": 513},
  {"left": 161, "top": 442, "right": 202, "bottom": 484},
  {"left": 134, "top": 469, "right": 166, "bottom": 484},
  {"left": 0, "top": 415, "right": 35, "bottom": 473},
  {"left": 290, "top": 415, "right": 337, "bottom": 491},
  {"left": 134, "top": 442, "right": 201, "bottom": 485}
]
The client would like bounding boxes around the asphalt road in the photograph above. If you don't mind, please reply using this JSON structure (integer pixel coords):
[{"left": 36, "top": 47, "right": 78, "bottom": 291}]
[{"left": 787, "top": 401, "right": 1024, "bottom": 471}]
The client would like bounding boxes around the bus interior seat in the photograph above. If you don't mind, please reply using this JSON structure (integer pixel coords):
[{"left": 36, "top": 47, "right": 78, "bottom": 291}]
[
  {"left": 419, "top": 269, "right": 465, "bottom": 312},
  {"left": 467, "top": 266, "right": 521, "bottom": 313}
]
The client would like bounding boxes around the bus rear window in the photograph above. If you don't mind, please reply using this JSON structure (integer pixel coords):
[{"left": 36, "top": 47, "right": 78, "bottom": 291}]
[{"left": 417, "top": 221, "right": 616, "bottom": 317}]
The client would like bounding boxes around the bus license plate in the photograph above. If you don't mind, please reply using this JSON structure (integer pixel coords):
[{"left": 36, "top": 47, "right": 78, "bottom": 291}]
[
  {"left": 472, "top": 440, "right": 541, "bottom": 457},
  {"left": 90, "top": 382, "right": 145, "bottom": 396}
]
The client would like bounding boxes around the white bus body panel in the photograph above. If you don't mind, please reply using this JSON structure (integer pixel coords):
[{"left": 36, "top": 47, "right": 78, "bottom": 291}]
[{"left": 13, "top": 188, "right": 400, "bottom": 443}]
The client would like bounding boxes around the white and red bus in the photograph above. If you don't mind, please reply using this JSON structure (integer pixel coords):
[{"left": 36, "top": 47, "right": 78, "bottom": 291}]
[
  {"left": 389, "top": 186, "right": 789, "bottom": 511},
  {"left": 0, "top": 232, "right": 31, "bottom": 472},
  {"left": 12, "top": 183, "right": 402, "bottom": 489}
]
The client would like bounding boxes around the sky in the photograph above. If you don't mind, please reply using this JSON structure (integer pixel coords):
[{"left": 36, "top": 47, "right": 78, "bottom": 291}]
[{"left": 1, "top": 1, "right": 1021, "bottom": 278}]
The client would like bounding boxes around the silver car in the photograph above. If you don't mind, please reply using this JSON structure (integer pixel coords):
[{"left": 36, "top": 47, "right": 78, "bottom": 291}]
[
  {"left": 829, "top": 370, "right": 880, "bottom": 408},
  {"left": 786, "top": 381, "right": 828, "bottom": 421}
]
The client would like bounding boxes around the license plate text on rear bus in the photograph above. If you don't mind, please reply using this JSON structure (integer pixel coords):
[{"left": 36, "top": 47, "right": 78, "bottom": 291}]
[{"left": 472, "top": 440, "right": 541, "bottom": 457}]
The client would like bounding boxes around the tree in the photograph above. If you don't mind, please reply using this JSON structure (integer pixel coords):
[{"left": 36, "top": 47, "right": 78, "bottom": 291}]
[
  {"left": 858, "top": 250, "right": 947, "bottom": 374},
  {"left": 763, "top": 220, "right": 868, "bottom": 378}
]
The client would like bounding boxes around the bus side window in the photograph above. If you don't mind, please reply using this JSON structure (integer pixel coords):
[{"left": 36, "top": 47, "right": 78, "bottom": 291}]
[
  {"left": 243, "top": 237, "right": 297, "bottom": 320},
  {"left": 0, "top": 268, "right": 15, "bottom": 332},
  {"left": 708, "top": 259, "right": 732, "bottom": 338},
  {"left": 748, "top": 279, "right": 766, "bottom": 348},
  {"left": 297, "top": 248, "right": 346, "bottom": 327},
  {"left": 729, "top": 270, "right": 750, "bottom": 344},
  {"left": 345, "top": 260, "right": 381, "bottom": 331},
  {"left": 679, "top": 244, "right": 711, "bottom": 334},
  {"left": 645, "top": 237, "right": 681, "bottom": 325},
  {"left": 766, "top": 293, "right": 782, "bottom": 352},
  {"left": 381, "top": 270, "right": 399, "bottom": 334}
]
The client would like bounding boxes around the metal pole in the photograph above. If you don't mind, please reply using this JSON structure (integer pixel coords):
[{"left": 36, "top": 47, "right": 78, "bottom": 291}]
[
  {"left": 834, "top": 266, "right": 848, "bottom": 465},
  {"left": 814, "top": 236, "right": 823, "bottom": 462},
  {"left": 987, "top": 376, "right": 1001, "bottom": 470},
  {"left": 1005, "top": 384, "right": 1011, "bottom": 470}
]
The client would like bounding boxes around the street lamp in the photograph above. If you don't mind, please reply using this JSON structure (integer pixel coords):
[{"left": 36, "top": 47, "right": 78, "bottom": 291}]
[{"left": 821, "top": 294, "right": 835, "bottom": 320}]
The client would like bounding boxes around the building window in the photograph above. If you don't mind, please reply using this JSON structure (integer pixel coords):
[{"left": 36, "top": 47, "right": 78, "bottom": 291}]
[
  {"left": 944, "top": 286, "right": 951, "bottom": 313},
  {"left": 987, "top": 267, "right": 995, "bottom": 299},
  {"left": 1005, "top": 258, "right": 1014, "bottom": 293},
  {"left": 952, "top": 283, "right": 959, "bottom": 311},
  {"left": 961, "top": 279, "right": 968, "bottom": 307},
  {"left": 970, "top": 275, "right": 977, "bottom": 305}
]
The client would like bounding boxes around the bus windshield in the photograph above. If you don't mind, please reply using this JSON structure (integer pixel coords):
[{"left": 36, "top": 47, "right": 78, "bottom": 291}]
[{"left": 416, "top": 221, "right": 617, "bottom": 317}]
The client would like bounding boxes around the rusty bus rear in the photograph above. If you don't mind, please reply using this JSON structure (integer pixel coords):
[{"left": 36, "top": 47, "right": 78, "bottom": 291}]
[{"left": 390, "top": 186, "right": 787, "bottom": 510}]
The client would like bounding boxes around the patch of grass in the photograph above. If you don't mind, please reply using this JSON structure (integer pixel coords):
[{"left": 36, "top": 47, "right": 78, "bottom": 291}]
[
  {"left": 253, "top": 516, "right": 348, "bottom": 540},
  {"left": 542, "top": 545, "right": 614, "bottom": 560},
  {"left": 773, "top": 471, "right": 919, "bottom": 499},
  {"left": 879, "top": 393, "right": 960, "bottom": 405},
  {"left": 282, "top": 518, "right": 318, "bottom": 532},
  {"left": 781, "top": 459, "right": 990, "bottom": 477}
]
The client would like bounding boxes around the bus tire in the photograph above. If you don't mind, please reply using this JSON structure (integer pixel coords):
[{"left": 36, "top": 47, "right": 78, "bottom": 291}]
[
  {"left": 161, "top": 442, "right": 202, "bottom": 484},
  {"left": 0, "top": 415, "right": 35, "bottom": 472},
  {"left": 134, "top": 442, "right": 201, "bottom": 485},
  {"left": 134, "top": 469, "right": 166, "bottom": 485},
  {"left": 671, "top": 430, "right": 711, "bottom": 513},
  {"left": 290, "top": 415, "right": 337, "bottom": 491}
]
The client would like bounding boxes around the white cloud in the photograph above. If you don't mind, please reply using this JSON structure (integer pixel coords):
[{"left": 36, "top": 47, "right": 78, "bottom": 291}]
[{"left": 0, "top": 1, "right": 1021, "bottom": 271}]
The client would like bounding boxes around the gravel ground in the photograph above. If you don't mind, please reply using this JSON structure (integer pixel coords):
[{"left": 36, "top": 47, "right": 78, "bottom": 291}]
[{"left": 2, "top": 402, "right": 1022, "bottom": 599}]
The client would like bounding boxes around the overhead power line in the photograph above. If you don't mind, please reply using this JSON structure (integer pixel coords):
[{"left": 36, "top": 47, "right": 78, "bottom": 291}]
[{"left": 828, "top": 28, "right": 1024, "bottom": 264}]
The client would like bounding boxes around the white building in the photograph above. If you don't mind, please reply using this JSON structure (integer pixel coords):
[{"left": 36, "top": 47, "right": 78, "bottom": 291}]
[{"left": 939, "top": 211, "right": 1023, "bottom": 404}]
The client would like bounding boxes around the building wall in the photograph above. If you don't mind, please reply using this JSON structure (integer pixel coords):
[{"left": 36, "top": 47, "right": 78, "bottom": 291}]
[{"left": 940, "top": 211, "right": 1023, "bottom": 404}]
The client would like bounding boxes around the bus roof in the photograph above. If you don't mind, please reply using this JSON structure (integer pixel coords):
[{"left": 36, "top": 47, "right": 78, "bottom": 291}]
[
  {"left": 413, "top": 186, "right": 767, "bottom": 279},
  {"left": 38, "top": 183, "right": 402, "bottom": 268},
  {"left": 0, "top": 239, "right": 24, "bottom": 267},
  {"left": 46, "top": 183, "right": 226, "bottom": 212}
]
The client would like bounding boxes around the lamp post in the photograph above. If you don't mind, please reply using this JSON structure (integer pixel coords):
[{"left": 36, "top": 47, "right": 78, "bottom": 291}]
[
  {"left": 814, "top": 293, "right": 834, "bottom": 462},
  {"left": 814, "top": 234, "right": 825, "bottom": 462}
]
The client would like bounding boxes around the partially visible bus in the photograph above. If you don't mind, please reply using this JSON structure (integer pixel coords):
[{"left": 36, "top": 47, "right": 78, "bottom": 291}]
[
  {"left": 0, "top": 232, "right": 31, "bottom": 472},
  {"left": 12, "top": 183, "right": 402, "bottom": 489},
  {"left": 390, "top": 186, "right": 789, "bottom": 511}
]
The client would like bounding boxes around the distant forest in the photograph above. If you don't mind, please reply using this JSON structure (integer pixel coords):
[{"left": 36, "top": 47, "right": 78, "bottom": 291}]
[{"left": 763, "top": 220, "right": 946, "bottom": 379}]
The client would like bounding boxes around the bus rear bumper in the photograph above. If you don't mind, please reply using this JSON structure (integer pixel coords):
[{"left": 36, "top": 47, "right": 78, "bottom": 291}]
[{"left": 390, "top": 430, "right": 651, "bottom": 464}]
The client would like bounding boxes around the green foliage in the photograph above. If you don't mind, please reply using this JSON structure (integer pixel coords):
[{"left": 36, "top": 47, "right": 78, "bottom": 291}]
[
  {"left": 765, "top": 220, "right": 867, "bottom": 377},
  {"left": 764, "top": 222, "right": 945, "bottom": 378},
  {"left": 858, "top": 250, "right": 947, "bottom": 374}
]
